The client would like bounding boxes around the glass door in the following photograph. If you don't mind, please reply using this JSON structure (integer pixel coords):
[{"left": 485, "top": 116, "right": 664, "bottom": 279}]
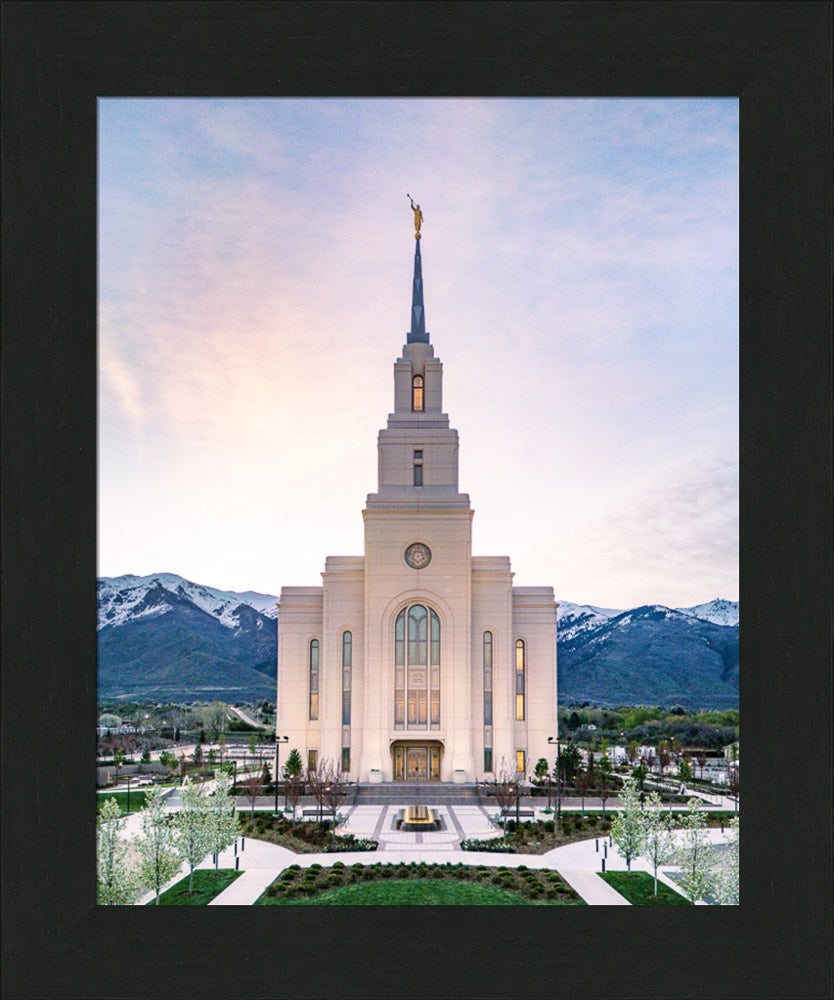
[{"left": 406, "top": 747, "right": 428, "bottom": 780}]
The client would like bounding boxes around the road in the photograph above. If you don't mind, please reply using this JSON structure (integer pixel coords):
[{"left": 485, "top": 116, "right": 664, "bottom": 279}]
[{"left": 228, "top": 705, "right": 269, "bottom": 729}]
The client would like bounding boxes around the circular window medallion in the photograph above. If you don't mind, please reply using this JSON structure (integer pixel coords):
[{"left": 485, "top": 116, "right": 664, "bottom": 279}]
[{"left": 405, "top": 542, "right": 432, "bottom": 569}]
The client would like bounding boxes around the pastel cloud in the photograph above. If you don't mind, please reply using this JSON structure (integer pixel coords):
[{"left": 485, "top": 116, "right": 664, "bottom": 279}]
[{"left": 98, "top": 98, "right": 738, "bottom": 603}]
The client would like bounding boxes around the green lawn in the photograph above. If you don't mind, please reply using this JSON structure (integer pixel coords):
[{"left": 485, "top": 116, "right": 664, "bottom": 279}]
[
  {"left": 96, "top": 790, "right": 149, "bottom": 814},
  {"left": 149, "top": 869, "right": 242, "bottom": 905},
  {"left": 256, "top": 861, "right": 585, "bottom": 905},
  {"left": 259, "top": 878, "right": 561, "bottom": 905},
  {"left": 600, "top": 871, "right": 691, "bottom": 905}
]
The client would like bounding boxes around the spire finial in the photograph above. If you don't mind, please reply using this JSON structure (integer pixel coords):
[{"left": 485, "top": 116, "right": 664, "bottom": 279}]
[
  {"left": 407, "top": 194, "right": 423, "bottom": 240},
  {"left": 406, "top": 201, "right": 428, "bottom": 343}
]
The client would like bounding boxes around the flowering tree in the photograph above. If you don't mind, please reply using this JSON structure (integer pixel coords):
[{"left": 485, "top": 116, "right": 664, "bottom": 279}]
[
  {"left": 206, "top": 772, "right": 239, "bottom": 871},
  {"left": 714, "top": 816, "right": 739, "bottom": 905},
  {"left": 97, "top": 798, "right": 140, "bottom": 905},
  {"left": 610, "top": 774, "right": 644, "bottom": 871},
  {"left": 675, "top": 797, "right": 715, "bottom": 904},
  {"left": 135, "top": 787, "right": 181, "bottom": 905},
  {"left": 175, "top": 778, "right": 212, "bottom": 893},
  {"left": 641, "top": 791, "right": 675, "bottom": 895}
]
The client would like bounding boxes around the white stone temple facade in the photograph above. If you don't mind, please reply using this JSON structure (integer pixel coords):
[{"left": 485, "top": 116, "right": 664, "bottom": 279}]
[{"left": 276, "top": 225, "right": 557, "bottom": 783}]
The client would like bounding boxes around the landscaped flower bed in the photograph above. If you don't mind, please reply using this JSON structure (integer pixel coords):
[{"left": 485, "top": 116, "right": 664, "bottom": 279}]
[
  {"left": 238, "top": 813, "right": 377, "bottom": 853},
  {"left": 464, "top": 814, "right": 614, "bottom": 854},
  {"left": 256, "top": 861, "right": 584, "bottom": 904}
]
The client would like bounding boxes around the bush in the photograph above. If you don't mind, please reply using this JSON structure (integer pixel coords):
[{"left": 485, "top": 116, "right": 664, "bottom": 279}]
[{"left": 461, "top": 837, "right": 515, "bottom": 853}]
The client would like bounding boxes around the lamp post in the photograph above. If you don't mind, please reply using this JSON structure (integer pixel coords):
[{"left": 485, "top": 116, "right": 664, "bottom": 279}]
[
  {"left": 126, "top": 774, "right": 131, "bottom": 814},
  {"left": 274, "top": 735, "right": 288, "bottom": 816},
  {"left": 547, "top": 736, "right": 559, "bottom": 815}
]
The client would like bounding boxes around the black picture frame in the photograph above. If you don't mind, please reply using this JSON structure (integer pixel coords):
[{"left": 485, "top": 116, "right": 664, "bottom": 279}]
[{"left": 3, "top": 3, "right": 831, "bottom": 998}]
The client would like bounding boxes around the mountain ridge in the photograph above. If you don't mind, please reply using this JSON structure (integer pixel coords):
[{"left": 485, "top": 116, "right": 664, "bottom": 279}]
[{"left": 97, "top": 574, "right": 738, "bottom": 707}]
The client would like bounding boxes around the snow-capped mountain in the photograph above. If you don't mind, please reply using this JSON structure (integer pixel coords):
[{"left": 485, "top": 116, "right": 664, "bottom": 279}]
[
  {"left": 97, "top": 574, "right": 279, "bottom": 701},
  {"left": 97, "top": 573, "right": 278, "bottom": 631},
  {"left": 557, "top": 604, "right": 739, "bottom": 709},
  {"left": 97, "top": 574, "right": 739, "bottom": 707},
  {"left": 556, "top": 601, "right": 619, "bottom": 642},
  {"left": 676, "top": 598, "right": 739, "bottom": 627}
]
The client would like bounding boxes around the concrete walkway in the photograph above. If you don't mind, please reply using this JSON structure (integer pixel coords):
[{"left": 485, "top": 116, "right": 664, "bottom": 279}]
[
  {"left": 126, "top": 797, "right": 735, "bottom": 906},
  {"left": 558, "top": 870, "right": 630, "bottom": 905}
]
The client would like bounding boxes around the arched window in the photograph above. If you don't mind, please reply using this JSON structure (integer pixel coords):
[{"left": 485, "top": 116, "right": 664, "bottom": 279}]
[
  {"left": 394, "top": 604, "right": 440, "bottom": 730},
  {"left": 308, "top": 639, "right": 319, "bottom": 721},
  {"left": 412, "top": 374, "right": 424, "bottom": 411},
  {"left": 515, "top": 639, "right": 525, "bottom": 721}
]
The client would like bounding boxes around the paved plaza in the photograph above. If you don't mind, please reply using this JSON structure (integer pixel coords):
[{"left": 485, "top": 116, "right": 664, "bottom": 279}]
[{"left": 125, "top": 794, "right": 734, "bottom": 906}]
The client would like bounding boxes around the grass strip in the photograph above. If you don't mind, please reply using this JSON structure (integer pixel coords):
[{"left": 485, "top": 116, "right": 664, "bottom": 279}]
[
  {"left": 149, "top": 868, "right": 243, "bottom": 905},
  {"left": 599, "top": 871, "right": 691, "bottom": 905},
  {"left": 96, "top": 790, "right": 149, "bottom": 814}
]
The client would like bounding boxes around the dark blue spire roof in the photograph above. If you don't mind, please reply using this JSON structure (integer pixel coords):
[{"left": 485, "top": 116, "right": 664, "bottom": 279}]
[{"left": 407, "top": 238, "right": 429, "bottom": 343}]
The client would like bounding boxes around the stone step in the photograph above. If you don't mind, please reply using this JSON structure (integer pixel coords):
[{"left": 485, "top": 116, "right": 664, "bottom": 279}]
[{"left": 353, "top": 782, "right": 482, "bottom": 806}]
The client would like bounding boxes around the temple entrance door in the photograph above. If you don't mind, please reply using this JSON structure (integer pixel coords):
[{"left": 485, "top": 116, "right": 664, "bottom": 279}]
[
  {"left": 392, "top": 741, "right": 443, "bottom": 780},
  {"left": 406, "top": 747, "right": 428, "bottom": 780}
]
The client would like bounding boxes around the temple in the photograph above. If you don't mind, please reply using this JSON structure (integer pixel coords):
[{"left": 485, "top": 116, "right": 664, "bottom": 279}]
[{"left": 276, "top": 217, "right": 558, "bottom": 783}]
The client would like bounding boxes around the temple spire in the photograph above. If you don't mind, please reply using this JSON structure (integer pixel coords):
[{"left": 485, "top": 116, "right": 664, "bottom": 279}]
[
  {"left": 406, "top": 196, "right": 428, "bottom": 344},
  {"left": 407, "top": 226, "right": 429, "bottom": 344}
]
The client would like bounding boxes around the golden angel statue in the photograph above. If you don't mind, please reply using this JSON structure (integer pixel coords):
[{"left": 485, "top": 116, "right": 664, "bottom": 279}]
[{"left": 407, "top": 194, "right": 423, "bottom": 239}]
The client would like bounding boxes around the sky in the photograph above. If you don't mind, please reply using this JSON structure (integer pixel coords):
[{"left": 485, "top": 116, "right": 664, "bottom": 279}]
[{"left": 98, "top": 98, "right": 738, "bottom": 609}]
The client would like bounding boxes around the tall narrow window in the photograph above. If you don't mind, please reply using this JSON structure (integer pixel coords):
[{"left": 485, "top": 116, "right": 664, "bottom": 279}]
[
  {"left": 413, "top": 448, "right": 423, "bottom": 487},
  {"left": 483, "top": 631, "right": 493, "bottom": 771},
  {"left": 412, "top": 374, "right": 424, "bottom": 411},
  {"left": 394, "top": 611, "right": 405, "bottom": 728},
  {"left": 308, "top": 639, "right": 319, "bottom": 721},
  {"left": 341, "top": 747, "right": 350, "bottom": 772},
  {"left": 515, "top": 639, "right": 525, "bottom": 721},
  {"left": 395, "top": 604, "right": 439, "bottom": 730},
  {"left": 342, "top": 631, "right": 352, "bottom": 725},
  {"left": 430, "top": 610, "right": 440, "bottom": 728},
  {"left": 308, "top": 749, "right": 318, "bottom": 772},
  {"left": 516, "top": 749, "right": 526, "bottom": 774}
]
